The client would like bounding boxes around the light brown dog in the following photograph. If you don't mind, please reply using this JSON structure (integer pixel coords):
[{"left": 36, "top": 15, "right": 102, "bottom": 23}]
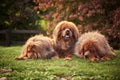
[
  {"left": 53, "top": 21, "right": 79, "bottom": 60},
  {"left": 74, "top": 31, "right": 116, "bottom": 62},
  {"left": 15, "top": 35, "right": 56, "bottom": 60}
]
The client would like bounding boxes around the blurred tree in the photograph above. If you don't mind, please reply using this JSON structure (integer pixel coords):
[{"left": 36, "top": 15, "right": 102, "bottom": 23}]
[
  {"left": 0, "top": 0, "right": 47, "bottom": 46},
  {"left": 0, "top": 0, "right": 45, "bottom": 30},
  {"left": 0, "top": 0, "right": 119, "bottom": 48}
]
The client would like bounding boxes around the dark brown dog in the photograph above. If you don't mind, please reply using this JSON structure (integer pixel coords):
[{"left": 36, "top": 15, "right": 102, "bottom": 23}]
[
  {"left": 74, "top": 31, "right": 116, "bottom": 62},
  {"left": 15, "top": 35, "right": 56, "bottom": 60},
  {"left": 53, "top": 21, "right": 79, "bottom": 60}
]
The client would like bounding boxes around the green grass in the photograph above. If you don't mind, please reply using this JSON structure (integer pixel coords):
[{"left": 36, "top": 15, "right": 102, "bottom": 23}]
[{"left": 0, "top": 46, "right": 120, "bottom": 80}]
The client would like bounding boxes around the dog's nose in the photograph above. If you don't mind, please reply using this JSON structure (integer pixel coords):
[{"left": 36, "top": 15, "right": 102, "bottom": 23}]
[
  {"left": 46, "top": 51, "right": 56, "bottom": 59},
  {"left": 85, "top": 55, "right": 89, "bottom": 58},
  {"left": 66, "top": 29, "right": 70, "bottom": 35}
]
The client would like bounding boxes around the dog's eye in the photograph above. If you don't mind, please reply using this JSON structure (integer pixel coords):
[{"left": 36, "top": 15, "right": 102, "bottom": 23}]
[{"left": 46, "top": 47, "right": 50, "bottom": 51}]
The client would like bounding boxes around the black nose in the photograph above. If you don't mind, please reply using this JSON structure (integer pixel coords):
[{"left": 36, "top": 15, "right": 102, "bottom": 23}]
[
  {"left": 85, "top": 55, "right": 89, "bottom": 58},
  {"left": 66, "top": 29, "right": 70, "bottom": 35},
  {"left": 45, "top": 51, "right": 56, "bottom": 59}
]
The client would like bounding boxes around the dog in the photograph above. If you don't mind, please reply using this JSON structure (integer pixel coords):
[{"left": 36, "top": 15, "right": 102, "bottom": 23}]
[
  {"left": 15, "top": 35, "right": 56, "bottom": 60},
  {"left": 52, "top": 21, "right": 79, "bottom": 60},
  {"left": 74, "top": 31, "right": 116, "bottom": 62}
]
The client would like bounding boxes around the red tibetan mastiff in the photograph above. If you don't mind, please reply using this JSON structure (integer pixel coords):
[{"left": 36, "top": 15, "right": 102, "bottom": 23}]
[
  {"left": 15, "top": 35, "right": 56, "bottom": 60},
  {"left": 74, "top": 31, "right": 116, "bottom": 62},
  {"left": 53, "top": 21, "right": 79, "bottom": 60}
]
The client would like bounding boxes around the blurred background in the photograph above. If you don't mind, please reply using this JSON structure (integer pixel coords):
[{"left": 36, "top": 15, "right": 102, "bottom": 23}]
[{"left": 0, "top": 0, "right": 120, "bottom": 49}]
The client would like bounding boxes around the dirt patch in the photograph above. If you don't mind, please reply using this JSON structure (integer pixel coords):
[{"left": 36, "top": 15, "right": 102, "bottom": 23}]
[{"left": 0, "top": 68, "right": 12, "bottom": 73}]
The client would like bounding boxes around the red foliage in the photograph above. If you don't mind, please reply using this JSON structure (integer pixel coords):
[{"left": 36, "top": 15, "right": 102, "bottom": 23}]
[
  {"left": 109, "top": 8, "right": 120, "bottom": 38},
  {"left": 33, "top": 0, "right": 120, "bottom": 49}
]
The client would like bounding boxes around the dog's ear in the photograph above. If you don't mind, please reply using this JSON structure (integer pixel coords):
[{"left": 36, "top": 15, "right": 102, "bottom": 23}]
[
  {"left": 71, "top": 27, "right": 79, "bottom": 41},
  {"left": 26, "top": 42, "right": 37, "bottom": 53},
  {"left": 53, "top": 27, "right": 59, "bottom": 41},
  {"left": 53, "top": 26, "right": 63, "bottom": 41},
  {"left": 53, "top": 21, "right": 65, "bottom": 40},
  {"left": 67, "top": 21, "right": 79, "bottom": 41}
]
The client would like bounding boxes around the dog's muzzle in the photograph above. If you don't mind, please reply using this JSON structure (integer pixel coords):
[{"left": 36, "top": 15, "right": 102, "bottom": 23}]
[{"left": 64, "top": 29, "right": 71, "bottom": 41}]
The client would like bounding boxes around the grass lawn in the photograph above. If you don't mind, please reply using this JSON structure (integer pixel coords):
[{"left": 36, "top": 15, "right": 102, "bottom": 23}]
[{"left": 0, "top": 46, "right": 120, "bottom": 80}]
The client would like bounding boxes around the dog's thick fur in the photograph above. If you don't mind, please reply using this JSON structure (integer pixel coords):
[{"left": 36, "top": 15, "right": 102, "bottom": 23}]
[
  {"left": 53, "top": 21, "right": 79, "bottom": 59},
  {"left": 15, "top": 35, "right": 56, "bottom": 60},
  {"left": 74, "top": 31, "right": 115, "bottom": 61}
]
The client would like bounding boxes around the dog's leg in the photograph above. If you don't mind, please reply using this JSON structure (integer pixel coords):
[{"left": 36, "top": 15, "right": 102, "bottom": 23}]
[
  {"left": 64, "top": 53, "right": 72, "bottom": 60},
  {"left": 52, "top": 53, "right": 59, "bottom": 59},
  {"left": 15, "top": 56, "right": 29, "bottom": 60},
  {"left": 101, "top": 56, "right": 110, "bottom": 61},
  {"left": 15, "top": 52, "right": 30, "bottom": 60},
  {"left": 64, "top": 57, "right": 72, "bottom": 60}
]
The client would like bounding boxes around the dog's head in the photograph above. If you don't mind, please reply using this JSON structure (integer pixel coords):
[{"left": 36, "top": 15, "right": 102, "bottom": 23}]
[
  {"left": 78, "top": 40, "right": 101, "bottom": 61},
  {"left": 38, "top": 39, "right": 56, "bottom": 59},
  {"left": 53, "top": 21, "right": 79, "bottom": 50}
]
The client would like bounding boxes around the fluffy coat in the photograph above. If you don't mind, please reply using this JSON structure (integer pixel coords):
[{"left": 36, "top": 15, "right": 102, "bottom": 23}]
[
  {"left": 15, "top": 35, "right": 56, "bottom": 60},
  {"left": 53, "top": 21, "right": 79, "bottom": 60},
  {"left": 74, "top": 31, "right": 115, "bottom": 61}
]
